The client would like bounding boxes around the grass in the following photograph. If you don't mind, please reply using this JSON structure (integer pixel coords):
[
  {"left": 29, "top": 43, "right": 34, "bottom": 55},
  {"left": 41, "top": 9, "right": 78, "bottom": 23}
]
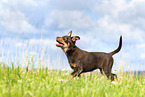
[{"left": 0, "top": 63, "right": 145, "bottom": 97}]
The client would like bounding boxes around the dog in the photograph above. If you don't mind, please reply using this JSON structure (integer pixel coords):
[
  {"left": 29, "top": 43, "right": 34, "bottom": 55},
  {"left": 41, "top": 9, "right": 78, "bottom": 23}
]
[{"left": 56, "top": 31, "right": 122, "bottom": 81}]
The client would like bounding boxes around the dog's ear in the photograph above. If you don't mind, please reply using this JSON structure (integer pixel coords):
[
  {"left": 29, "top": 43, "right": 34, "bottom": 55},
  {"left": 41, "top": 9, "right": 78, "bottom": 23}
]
[
  {"left": 72, "top": 36, "right": 80, "bottom": 42},
  {"left": 67, "top": 31, "right": 72, "bottom": 36}
]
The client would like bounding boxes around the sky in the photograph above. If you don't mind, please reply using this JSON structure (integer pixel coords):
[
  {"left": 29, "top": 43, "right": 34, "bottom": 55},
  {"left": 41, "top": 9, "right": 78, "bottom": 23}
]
[{"left": 0, "top": 0, "right": 145, "bottom": 71}]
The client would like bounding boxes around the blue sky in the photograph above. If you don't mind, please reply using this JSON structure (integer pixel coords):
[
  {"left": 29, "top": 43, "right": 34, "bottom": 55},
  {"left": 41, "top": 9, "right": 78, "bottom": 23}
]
[{"left": 0, "top": 0, "right": 145, "bottom": 71}]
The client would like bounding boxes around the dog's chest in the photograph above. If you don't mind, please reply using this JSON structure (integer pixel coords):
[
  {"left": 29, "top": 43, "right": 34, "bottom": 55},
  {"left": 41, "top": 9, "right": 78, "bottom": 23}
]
[{"left": 68, "top": 59, "right": 81, "bottom": 69}]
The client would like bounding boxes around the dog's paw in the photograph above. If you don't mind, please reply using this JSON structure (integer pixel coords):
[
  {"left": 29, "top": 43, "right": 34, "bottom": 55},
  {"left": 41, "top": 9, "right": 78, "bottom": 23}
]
[{"left": 111, "top": 81, "right": 118, "bottom": 85}]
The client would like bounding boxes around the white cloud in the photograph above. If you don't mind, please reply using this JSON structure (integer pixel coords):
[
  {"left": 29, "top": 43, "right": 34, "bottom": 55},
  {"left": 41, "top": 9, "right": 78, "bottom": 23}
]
[
  {"left": 43, "top": 0, "right": 145, "bottom": 43},
  {"left": 93, "top": 0, "right": 127, "bottom": 15},
  {"left": 45, "top": 10, "right": 97, "bottom": 30},
  {"left": 118, "top": 0, "right": 145, "bottom": 29},
  {"left": 29, "top": 38, "right": 57, "bottom": 50},
  {"left": 1, "top": 0, "right": 38, "bottom": 7},
  {"left": 91, "top": 0, "right": 145, "bottom": 42},
  {"left": 16, "top": 42, "right": 23, "bottom": 47},
  {"left": 0, "top": 0, "right": 38, "bottom": 33},
  {"left": 0, "top": 10, "right": 35, "bottom": 33},
  {"left": 15, "top": 38, "right": 57, "bottom": 50},
  {"left": 49, "top": 0, "right": 95, "bottom": 11}
]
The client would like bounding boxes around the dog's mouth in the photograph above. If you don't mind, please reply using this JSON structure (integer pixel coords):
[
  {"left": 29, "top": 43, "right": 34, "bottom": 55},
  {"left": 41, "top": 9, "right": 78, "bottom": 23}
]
[{"left": 56, "top": 40, "right": 64, "bottom": 47}]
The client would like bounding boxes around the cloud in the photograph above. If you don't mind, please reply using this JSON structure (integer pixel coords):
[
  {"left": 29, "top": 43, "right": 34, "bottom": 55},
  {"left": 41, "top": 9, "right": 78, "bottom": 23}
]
[
  {"left": 29, "top": 38, "right": 57, "bottom": 50},
  {"left": 0, "top": 0, "right": 145, "bottom": 38},
  {"left": 45, "top": 10, "right": 97, "bottom": 31},
  {"left": 0, "top": 10, "right": 35, "bottom": 33},
  {"left": 1, "top": 0, "right": 38, "bottom": 7},
  {"left": 43, "top": 0, "right": 145, "bottom": 43},
  {"left": 0, "top": 0, "right": 39, "bottom": 33},
  {"left": 90, "top": 0, "right": 145, "bottom": 43},
  {"left": 15, "top": 38, "right": 57, "bottom": 51},
  {"left": 93, "top": 0, "right": 127, "bottom": 15},
  {"left": 49, "top": 0, "right": 96, "bottom": 11},
  {"left": 117, "top": 0, "right": 145, "bottom": 30}
]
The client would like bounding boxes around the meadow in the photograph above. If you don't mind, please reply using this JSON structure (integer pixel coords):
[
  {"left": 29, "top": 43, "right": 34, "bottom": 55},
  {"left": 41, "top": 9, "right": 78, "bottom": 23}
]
[{"left": 0, "top": 62, "right": 145, "bottom": 97}]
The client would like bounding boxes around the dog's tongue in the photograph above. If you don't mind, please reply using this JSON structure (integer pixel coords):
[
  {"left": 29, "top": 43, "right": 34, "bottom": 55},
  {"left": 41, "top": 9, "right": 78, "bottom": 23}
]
[{"left": 56, "top": 44, "right": 63, "bottom": 47}]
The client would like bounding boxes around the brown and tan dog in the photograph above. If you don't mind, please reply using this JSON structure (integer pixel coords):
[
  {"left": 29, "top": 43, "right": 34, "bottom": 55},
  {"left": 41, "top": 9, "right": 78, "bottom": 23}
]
[{"left": 56, "top": 31, "right": 122, "bottom": 81}]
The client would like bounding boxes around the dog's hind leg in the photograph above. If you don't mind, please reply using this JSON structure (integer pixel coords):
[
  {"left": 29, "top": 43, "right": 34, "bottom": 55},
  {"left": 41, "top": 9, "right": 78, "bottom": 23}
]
[
  {"left": 101, "top": 59, "right": 113, "bottom": 80},
  {"left": 103, "top": 69, "right": 111, "bottom": 79},
  {"left": 99, "top": 68, "right": 105, "bottom": 75}
]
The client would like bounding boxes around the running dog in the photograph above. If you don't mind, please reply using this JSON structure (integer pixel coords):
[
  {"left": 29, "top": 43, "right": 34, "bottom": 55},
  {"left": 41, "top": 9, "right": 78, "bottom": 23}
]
[{"left": 56, "top": 31, "right": 122, "bottom": 81}]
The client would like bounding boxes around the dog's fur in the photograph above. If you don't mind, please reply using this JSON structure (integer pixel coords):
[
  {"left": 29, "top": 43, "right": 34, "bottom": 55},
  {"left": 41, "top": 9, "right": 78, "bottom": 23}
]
[{"left": 56, "top": 31, "right": 122, "bottom": 81}]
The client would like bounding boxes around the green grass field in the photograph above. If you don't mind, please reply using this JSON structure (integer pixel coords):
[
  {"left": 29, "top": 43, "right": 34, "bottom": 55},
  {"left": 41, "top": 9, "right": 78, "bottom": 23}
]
[{"left": 0, "top": 63, "right": 145, "bottom": 97}]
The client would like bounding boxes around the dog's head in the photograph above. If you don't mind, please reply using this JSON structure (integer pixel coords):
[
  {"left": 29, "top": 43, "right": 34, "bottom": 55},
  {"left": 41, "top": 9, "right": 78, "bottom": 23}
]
[{"left": 56, "top": 31, "right": 80, "bottom": 52}]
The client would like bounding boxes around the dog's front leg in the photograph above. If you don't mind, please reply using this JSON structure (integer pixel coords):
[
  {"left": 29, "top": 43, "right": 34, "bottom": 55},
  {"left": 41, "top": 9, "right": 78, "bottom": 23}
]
[{"left": 71, "top": 65, "right": 83, "bottom": 77}]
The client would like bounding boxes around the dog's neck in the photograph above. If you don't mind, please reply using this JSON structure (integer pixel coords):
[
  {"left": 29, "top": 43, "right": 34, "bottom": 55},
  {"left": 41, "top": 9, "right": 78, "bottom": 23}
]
[{"left": 64, "top": 46, "right": 78, "bottom": 56}]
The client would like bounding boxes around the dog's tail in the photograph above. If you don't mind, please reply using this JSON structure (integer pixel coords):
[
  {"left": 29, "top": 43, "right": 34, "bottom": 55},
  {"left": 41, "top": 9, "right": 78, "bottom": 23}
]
[{"left": 109, "top": 36, "right": 122, "bottom": 56}]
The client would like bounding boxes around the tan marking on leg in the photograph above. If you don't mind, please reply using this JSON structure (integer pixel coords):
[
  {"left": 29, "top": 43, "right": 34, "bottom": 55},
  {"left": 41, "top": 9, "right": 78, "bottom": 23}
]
[
  {"left": 102, "top": 70, "right": 108, "bottom": 79},
  {"left": 71, "top": 63, "right": 77, "bottom": 68},
  {"left": 114, "top": 76, "right": 118, "bottom": 82}
]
